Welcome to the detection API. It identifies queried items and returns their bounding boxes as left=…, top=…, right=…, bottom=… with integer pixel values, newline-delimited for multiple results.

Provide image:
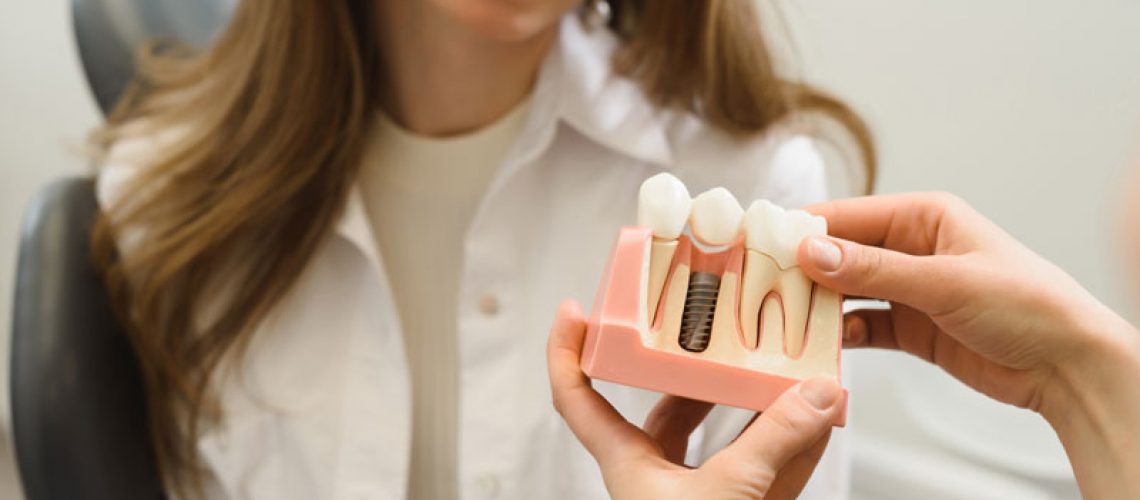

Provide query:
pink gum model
left=581, top=226, right=848, bottom=426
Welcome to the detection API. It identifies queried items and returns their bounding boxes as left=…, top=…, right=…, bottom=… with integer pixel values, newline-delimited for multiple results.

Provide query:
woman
left=550, top=192, right=1140, bottom=499
left=92, top=0, right=873, bottom=498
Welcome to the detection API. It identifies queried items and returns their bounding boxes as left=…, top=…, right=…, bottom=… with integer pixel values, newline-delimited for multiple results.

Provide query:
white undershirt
left=358, top=99, right=531, bottom=500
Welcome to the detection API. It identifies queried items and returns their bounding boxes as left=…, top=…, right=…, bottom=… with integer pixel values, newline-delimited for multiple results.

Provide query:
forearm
left=1042, top=312, right=1140, bottom=499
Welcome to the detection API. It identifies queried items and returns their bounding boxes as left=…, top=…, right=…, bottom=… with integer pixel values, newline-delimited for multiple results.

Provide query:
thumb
left=797, top=235, right=957, bottom=313
left=703, top=378, right=842, bottom=484
left=546, top=300, right=659, bottom=468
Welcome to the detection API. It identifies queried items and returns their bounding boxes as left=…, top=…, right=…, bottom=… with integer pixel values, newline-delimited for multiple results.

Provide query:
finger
left=734, top=412, right=760, bottom=442
left=643, top=396, right=715, bottom=465
left=704, top=377, right=842, bottom=480
left=843, top=306, right=935, bottom=351
left=842, top=314, right=875, bottom=348
left=546, top=300, right=659, bottom=467
left=763, top=433, right=831, bottom=500
left=843, top=310, right=905, bottom=349
left=797, top=235, right=966, bottom=314
left=847, top=307, right=971, bottom=374
left=800, top=192, right=962, bottom=254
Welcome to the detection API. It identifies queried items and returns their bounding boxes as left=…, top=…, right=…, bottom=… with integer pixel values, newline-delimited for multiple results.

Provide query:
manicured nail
left=799, top=377, right=840, bottom=410
left=807, top=237, right=843, bottom=272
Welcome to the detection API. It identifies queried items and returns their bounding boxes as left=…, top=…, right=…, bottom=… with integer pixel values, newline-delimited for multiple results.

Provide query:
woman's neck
left=375, top=2, right=556, bottom=137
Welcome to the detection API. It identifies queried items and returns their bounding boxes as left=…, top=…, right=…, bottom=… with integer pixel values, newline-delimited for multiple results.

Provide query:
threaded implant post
left=678, top=272, right=721, bottom=352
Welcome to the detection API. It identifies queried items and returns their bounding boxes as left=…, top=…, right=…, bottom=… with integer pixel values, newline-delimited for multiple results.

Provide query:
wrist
left=1041, top=305, right=1139, bottom=424
left=1039, top=308, right=1140, bottom=497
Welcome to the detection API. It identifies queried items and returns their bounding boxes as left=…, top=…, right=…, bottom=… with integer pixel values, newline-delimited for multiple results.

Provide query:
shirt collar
left=544, top=14, right=675, bottom=167
left=336, top=185, right=383, bottom=267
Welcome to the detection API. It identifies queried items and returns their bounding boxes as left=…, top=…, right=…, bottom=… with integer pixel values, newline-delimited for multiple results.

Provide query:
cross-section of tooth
left=638, top=173, right=692, bottom=240
left=739, top=253, right=778, bottom=351
left=740, top=200, right=829, bottom=357
left=587, top=176, right=849, bottom=423
left=689, top=188, right=744, bottom=246
left=638, top=173, right=691, bottom=321
left=743, top=200, right=827, bottom=269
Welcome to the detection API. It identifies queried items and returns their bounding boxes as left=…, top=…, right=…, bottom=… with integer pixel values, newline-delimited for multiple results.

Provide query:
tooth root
left=776, top=269, right=814, bottom=358
left=655, top=265, right=690, bottom=351
left=757, top=293, right=786, bottom=356
left=740, top=250, right=780, bottom=350
left=741, top=251, right=821, bottom=359
left=804, top=286, right=842, bottom=360
left=704, top=271, right=740, bottom=358
left=647, top=240, right=677, bottom=325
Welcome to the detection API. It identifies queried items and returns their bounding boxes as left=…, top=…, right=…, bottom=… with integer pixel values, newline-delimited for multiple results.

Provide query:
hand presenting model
left=795, top=193, right=1140, bottom=499
left=548, top=300, right=844, bottom=500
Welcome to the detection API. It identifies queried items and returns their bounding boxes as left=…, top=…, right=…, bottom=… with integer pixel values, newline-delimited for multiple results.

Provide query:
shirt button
left=478, top=294, right=500, bottom=316
left=475, top=474, right=500, bottom=498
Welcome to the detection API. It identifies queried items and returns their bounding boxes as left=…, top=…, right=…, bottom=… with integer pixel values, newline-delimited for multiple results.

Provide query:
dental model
left=581, top=173, right=847, bottom=424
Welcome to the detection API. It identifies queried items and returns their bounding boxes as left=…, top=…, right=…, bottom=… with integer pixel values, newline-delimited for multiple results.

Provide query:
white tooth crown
left=638, top=173, right=693, bottom=239
left=689, top=188, right=744, bottom=245
left=743, top=200, right=827, bottom=269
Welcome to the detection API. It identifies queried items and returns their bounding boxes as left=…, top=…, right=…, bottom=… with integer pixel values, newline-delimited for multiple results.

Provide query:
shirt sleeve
left=755, top=135, right=830, bottom=209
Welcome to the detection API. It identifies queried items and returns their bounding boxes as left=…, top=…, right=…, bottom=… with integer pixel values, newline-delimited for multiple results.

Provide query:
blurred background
left=1, top=0, right=1138, bottom=498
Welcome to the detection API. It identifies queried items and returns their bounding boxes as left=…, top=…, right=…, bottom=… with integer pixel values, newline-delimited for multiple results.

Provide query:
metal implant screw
left=678, top=272, right=721, bottom=352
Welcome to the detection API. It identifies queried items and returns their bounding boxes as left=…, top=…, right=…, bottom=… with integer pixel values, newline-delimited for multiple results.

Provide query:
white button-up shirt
left=99, top=14, right=847, bottom=500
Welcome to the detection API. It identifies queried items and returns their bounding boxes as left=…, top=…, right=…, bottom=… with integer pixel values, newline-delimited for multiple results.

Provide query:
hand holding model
left=548, top=300, right=845, bottom=500
left=797, top=193, right=1140, bottom=498
left=549, top=191, right=1140, bottom=499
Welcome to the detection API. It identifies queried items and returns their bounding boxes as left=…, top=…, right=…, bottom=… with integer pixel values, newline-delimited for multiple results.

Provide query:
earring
left=583, top=0, right=612, bottom=30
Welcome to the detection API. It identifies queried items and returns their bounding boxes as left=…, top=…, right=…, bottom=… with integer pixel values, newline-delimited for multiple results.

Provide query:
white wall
left=1, top=0, right=1138, bottom=498
left=778, top=1, right=1140, bottom=498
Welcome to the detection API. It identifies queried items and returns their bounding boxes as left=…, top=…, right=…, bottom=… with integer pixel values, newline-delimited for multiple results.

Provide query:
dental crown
left=581, top=173, right=847, bottom=424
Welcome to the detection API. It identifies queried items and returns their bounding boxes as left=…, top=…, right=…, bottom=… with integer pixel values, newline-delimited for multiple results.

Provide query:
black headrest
left=10, top=179, right=164, bottom=499
left=72, top=0, right=232, bottom=114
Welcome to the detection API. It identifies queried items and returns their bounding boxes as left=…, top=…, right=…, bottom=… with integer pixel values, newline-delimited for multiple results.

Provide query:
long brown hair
left=92, top=0, right=874, bottom=493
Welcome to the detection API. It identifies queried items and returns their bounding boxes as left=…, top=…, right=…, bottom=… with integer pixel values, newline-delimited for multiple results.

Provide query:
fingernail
left=807, top=237, right=843, bottom=272
left=843, top=315, right=867, bottom=346
left=799, top=377, right=841, bottom=410
left=562, top=300, right=583, bottom=318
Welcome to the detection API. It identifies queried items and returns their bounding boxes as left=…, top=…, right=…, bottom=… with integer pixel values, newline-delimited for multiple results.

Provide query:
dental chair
left=9, top=1, right=229, bottom=498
